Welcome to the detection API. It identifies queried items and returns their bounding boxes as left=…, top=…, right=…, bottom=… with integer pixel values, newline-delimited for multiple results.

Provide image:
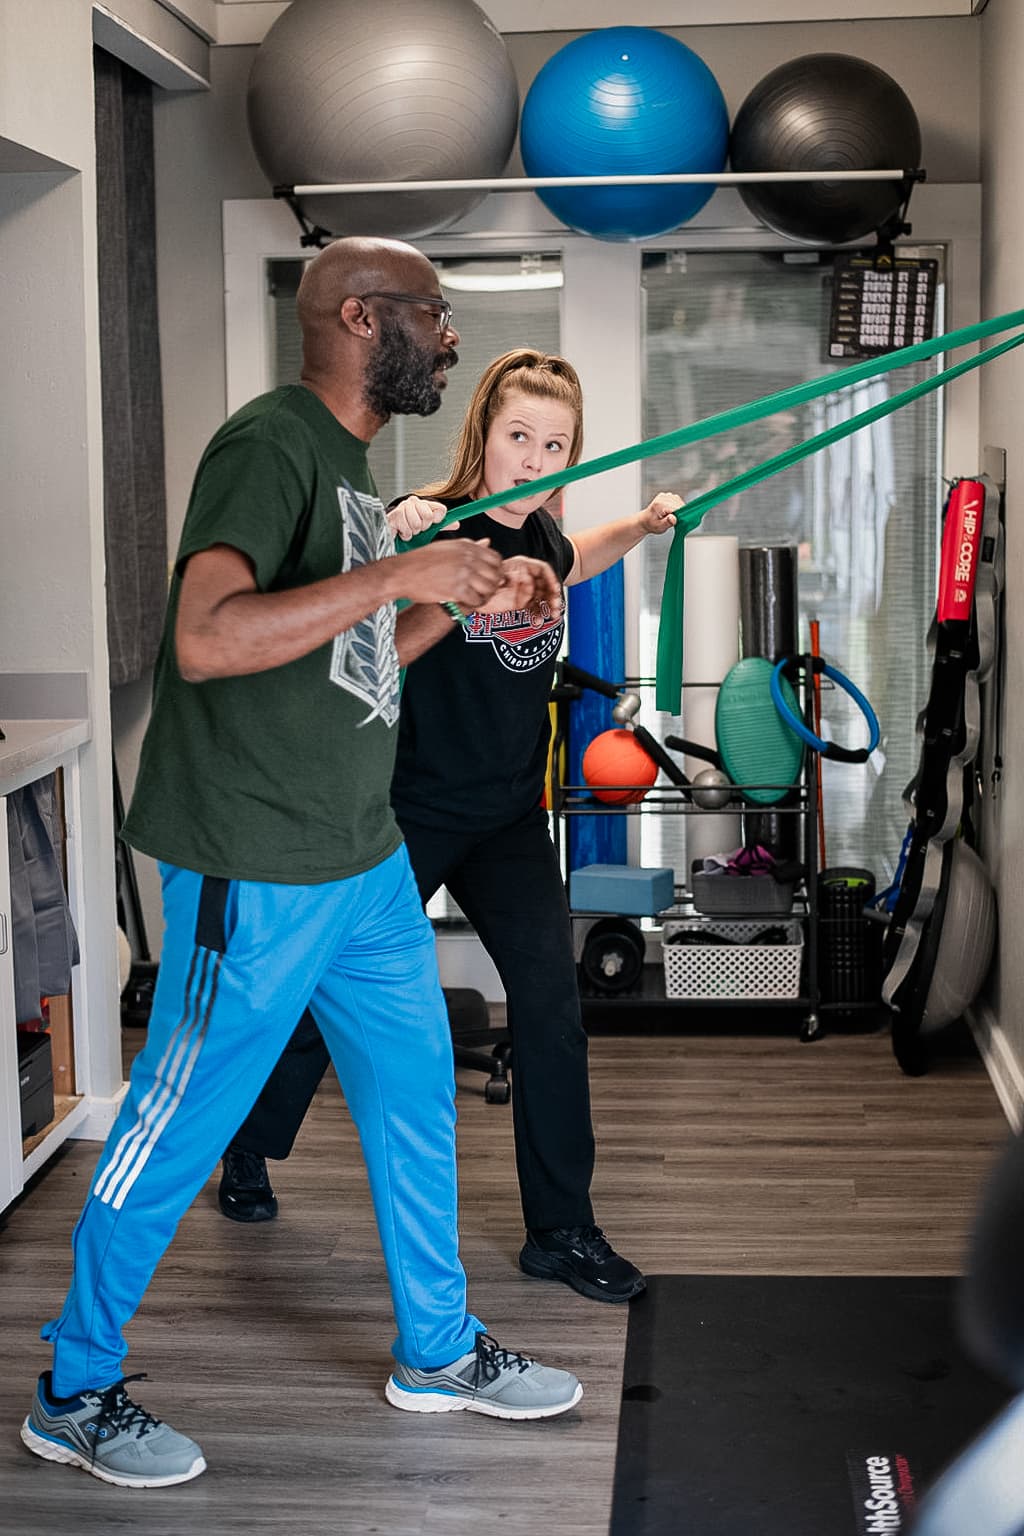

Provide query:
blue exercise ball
left=520, top=27, right=728, bottom=242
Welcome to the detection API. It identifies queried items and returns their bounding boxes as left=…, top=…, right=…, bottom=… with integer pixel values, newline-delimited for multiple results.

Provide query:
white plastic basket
left=662, top=917, right=804, bottom=1000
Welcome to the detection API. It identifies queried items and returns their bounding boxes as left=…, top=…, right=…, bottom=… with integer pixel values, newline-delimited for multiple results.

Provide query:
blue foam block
left=569, top=864, right=675, bottom=916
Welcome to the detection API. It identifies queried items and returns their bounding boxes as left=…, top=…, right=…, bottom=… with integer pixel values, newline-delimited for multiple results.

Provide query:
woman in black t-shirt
left=223, top=350, right=681, bottom=1305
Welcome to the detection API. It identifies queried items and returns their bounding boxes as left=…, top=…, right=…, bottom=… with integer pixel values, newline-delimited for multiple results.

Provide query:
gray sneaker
left=21, top=1372, right=206, bottom=1487
left=386, top=1333, right=583, bottom=1420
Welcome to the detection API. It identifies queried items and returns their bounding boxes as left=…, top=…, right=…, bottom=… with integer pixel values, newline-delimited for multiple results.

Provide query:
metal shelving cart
left=550, top=662, right=845, bottom=1044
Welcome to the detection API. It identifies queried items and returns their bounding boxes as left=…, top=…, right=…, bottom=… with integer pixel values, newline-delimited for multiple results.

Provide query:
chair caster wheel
left=800, top=1013, right=822, bottom=1043
left=484, top=1077, right=511, bottom=1105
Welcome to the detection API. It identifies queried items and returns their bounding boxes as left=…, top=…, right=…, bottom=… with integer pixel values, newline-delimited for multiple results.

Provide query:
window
left=637, top=247, right=945, bottom=883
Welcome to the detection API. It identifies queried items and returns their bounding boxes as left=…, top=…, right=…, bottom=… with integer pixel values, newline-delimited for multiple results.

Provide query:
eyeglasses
left=357, top=291, right=454, bottom=335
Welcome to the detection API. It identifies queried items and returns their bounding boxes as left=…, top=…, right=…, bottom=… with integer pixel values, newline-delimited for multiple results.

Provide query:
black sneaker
left=218, top=1148, right=278, bottom=1223
left=519, top=1225, right=646, bottom=1303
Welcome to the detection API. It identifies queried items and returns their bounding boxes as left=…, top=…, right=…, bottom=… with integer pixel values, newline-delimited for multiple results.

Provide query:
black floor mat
left=612, top=1274, right=1009, bottom=1535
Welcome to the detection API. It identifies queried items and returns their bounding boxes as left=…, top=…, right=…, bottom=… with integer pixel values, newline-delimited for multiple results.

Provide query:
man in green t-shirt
left=22, top=238, right=581, bottom=1490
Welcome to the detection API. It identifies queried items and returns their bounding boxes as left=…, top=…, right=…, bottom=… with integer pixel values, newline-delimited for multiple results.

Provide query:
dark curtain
left=94, top=47, right=168, bottom=688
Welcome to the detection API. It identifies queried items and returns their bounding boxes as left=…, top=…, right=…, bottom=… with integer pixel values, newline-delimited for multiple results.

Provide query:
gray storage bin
left=691, top=870, right=795, bottom=916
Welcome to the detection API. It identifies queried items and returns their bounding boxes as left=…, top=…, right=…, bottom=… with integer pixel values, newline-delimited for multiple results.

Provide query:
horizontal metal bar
left=285, top=168, right=919, bottom=197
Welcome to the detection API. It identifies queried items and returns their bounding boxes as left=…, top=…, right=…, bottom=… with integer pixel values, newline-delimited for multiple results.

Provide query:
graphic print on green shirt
left=123, top=386, right=404, bottom=884
left=329, top=484, right=400, bottom=727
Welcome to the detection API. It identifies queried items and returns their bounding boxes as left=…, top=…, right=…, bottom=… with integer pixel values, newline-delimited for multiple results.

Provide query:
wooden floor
left=0, top=1021, right=1011, bottom=1535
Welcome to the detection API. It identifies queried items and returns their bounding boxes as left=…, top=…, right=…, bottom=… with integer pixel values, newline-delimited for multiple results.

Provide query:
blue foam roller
left=568, top=568, right=626, bottom=870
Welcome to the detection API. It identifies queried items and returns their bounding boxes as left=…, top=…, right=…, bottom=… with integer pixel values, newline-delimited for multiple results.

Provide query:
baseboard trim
left=970, top=999, right=1024, bottom=1131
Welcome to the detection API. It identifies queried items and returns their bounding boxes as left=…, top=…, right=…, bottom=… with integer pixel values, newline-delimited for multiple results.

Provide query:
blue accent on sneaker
left=386, top=1333, right=583, bottom=1420
left=21, top=1372, right=206, bottom=1488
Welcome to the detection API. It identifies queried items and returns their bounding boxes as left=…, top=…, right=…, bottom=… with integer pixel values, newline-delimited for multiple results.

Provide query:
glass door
left=636, top=246, right=946, bottom=883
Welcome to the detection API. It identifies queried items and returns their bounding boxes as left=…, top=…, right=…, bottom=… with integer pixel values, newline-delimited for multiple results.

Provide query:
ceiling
left=167, top=0, right=988, bottom=48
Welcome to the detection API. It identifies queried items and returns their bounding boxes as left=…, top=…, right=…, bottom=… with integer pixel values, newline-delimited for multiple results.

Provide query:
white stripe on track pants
left=43, top=847, right=483, bottom=1396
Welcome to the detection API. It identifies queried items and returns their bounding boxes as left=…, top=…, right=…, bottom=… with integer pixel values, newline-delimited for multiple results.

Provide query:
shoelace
left=470, top=1333, right=533, bottom=1387
left=226, top=1150, right=270, bottom=1190
left=551, top=1225, right=616, bottom=1262
left=85, top=1373, right=161, bottom=1464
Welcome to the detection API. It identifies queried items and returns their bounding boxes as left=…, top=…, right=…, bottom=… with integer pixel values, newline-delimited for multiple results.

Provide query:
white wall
left=0, top=0, right=213, bottom=1085
left=0, top=0, right=122, bottom=1097
left=977, top=0, right=1024, bottom=1081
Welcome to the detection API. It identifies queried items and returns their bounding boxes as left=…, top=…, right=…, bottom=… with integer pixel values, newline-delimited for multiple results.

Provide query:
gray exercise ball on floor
left=920, top=838, right=997, bottom=1035
left=247, top=0, right=520, bottom=239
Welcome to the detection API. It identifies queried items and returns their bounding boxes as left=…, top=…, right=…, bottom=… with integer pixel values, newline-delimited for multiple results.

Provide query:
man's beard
left=363, top=312, right=457, bottom=418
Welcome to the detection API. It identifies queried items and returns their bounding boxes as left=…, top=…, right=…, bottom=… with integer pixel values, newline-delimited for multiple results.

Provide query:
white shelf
left=0, top=718, right=91, bottom=794
left=0, top=675, right=120, bottom=1211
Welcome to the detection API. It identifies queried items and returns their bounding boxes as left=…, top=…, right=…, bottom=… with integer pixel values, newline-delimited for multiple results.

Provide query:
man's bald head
left=296, top=237, right=439, bottom=355
left=295, top=236, right=457, bottom=436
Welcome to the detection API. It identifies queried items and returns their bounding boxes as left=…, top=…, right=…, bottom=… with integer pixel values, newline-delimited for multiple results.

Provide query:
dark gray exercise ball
left=730, top=53, right=922, bottom=245
left=247, top=0, right=520, bottom=239
left=920, top=839, right=997, bottom=1036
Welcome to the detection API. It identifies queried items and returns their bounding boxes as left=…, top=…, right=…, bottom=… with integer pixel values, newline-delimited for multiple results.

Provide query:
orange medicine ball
left=582, top=729, right=659, bottom=804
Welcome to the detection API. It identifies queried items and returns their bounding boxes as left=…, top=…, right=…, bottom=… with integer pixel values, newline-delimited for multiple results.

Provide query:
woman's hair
left=416, top=348, right=584, bottom=502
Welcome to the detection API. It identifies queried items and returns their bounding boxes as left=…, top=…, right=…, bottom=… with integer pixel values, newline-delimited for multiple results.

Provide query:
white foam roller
left=682, top=535, right=742, bottom=864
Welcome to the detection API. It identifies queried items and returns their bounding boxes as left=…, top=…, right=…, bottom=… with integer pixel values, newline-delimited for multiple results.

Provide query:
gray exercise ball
left=247, top=0, right=520, bottom=240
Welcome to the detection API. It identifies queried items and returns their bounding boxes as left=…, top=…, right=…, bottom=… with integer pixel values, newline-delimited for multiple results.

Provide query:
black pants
left=231, top=807, right=595, bottom=1231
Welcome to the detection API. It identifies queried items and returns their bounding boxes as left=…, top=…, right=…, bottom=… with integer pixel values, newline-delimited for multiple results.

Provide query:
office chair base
left=446, top=988, right=512, bottom=1104
left=453, top=1040, right=512, bottom=1103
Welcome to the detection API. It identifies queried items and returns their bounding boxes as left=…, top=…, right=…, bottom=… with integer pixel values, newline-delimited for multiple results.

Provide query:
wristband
left=440, top=600, right=470, bottom=627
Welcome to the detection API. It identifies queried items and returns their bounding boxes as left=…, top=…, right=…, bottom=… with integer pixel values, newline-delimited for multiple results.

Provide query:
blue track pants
left=44, top=848, right=483, bottom=1395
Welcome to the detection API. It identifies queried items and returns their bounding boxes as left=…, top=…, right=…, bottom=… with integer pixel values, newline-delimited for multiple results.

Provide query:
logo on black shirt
left=464, top=603, right=564, bottom=673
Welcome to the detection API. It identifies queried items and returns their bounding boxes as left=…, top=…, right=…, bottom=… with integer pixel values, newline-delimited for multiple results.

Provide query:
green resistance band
left=395, top=305, right=1024, bottom=709
left=655, top=323, right=1024, bottom=710
left=398, top=306, right=1024, bottom=544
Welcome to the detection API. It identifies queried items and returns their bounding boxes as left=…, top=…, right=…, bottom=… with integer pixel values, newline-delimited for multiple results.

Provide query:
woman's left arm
left=565, top=491, right=683, bottom=586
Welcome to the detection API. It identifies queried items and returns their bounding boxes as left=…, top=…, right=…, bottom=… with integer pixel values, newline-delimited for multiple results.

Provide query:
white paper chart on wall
left=827, top=252, right=939, bottom=361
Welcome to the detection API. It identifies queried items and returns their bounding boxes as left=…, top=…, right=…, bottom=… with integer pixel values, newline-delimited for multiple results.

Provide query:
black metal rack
left=550, top=663, right=880, bottom=1043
